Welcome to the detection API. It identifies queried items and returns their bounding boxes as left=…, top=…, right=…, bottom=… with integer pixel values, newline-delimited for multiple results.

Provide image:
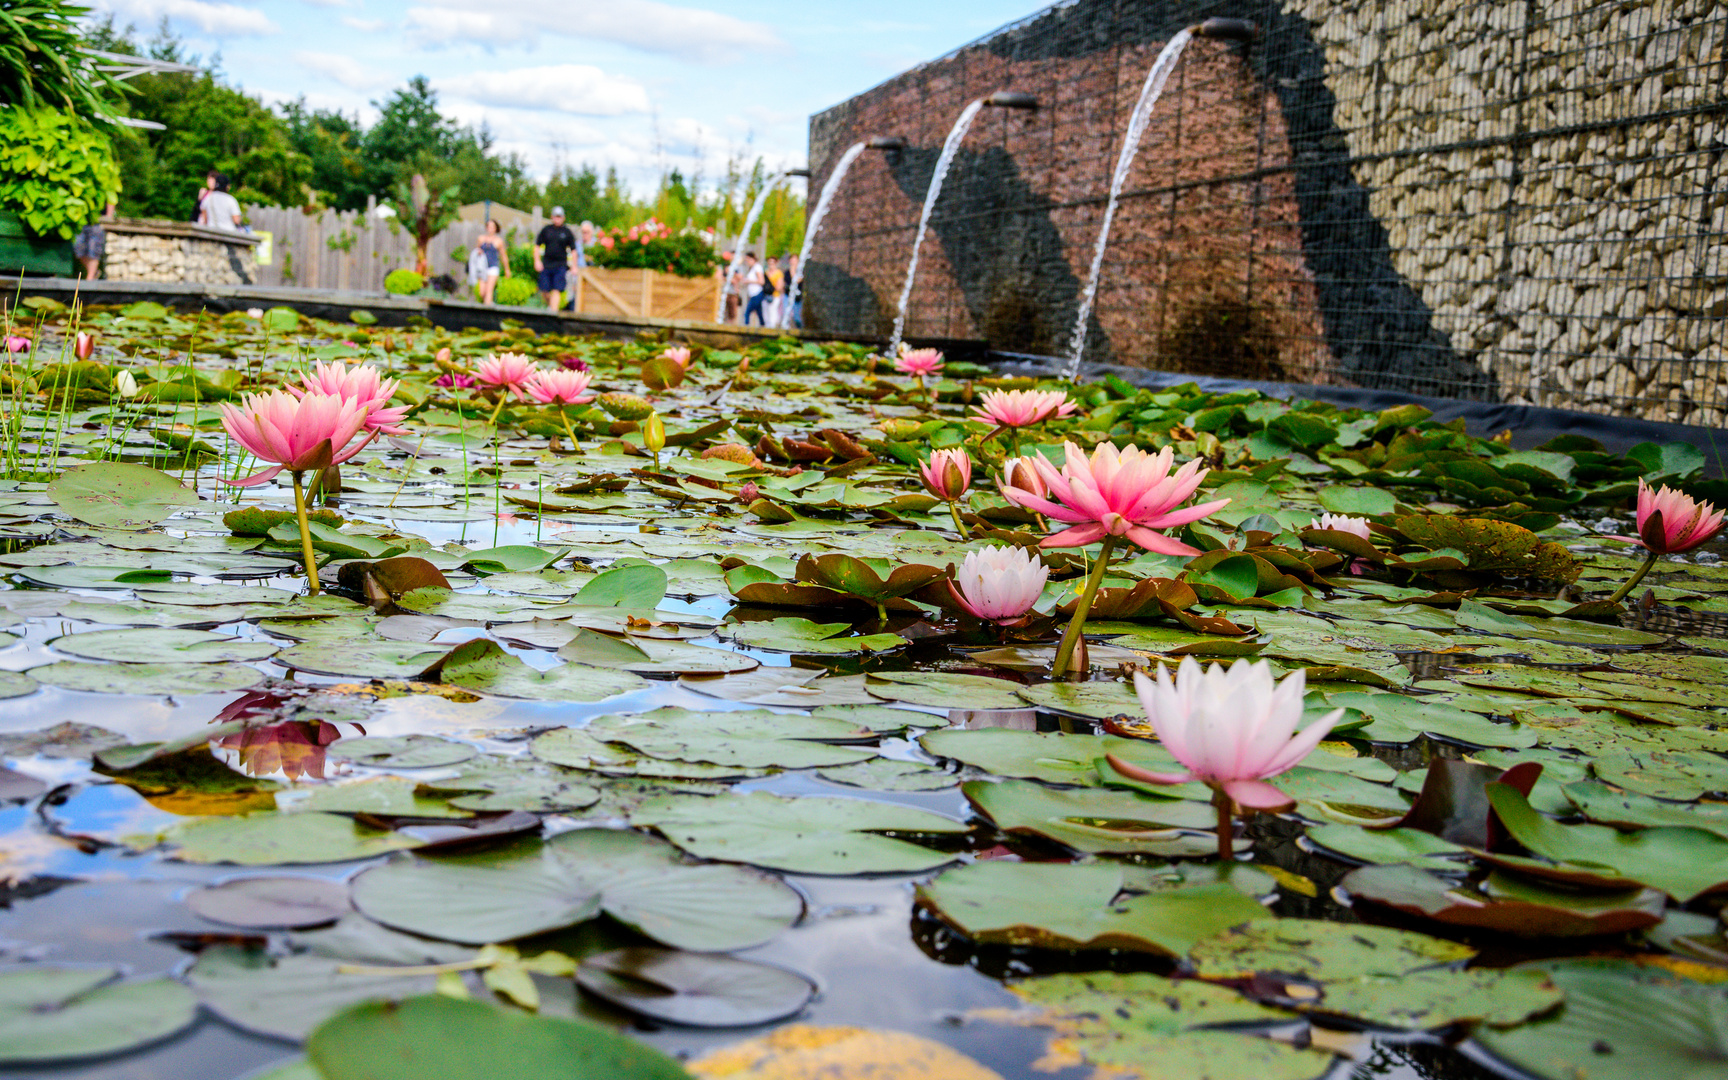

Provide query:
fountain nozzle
left=785, top=167, right=811, bottom=178
left=984, top=91, right=1039, bottom=110
left=1194, top=18, right=1256, bottom=41
left=866, top=136, right=907, bottom=150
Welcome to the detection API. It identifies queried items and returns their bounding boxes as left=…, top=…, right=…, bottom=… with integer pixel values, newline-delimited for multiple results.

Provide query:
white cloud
left=404, top=0, right=780, bottom=62
left=294, top=50, right=389, bottom=91
left=93, top=0, right=276, bottom=35
left=436, top=65, right=651, bottom=116
left=298, top=0, right=351, bottom=8
left=340, top=15, right=386, bottom=31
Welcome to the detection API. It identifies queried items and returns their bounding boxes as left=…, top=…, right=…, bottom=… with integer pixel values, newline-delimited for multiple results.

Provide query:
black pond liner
left=990, top=352, right=1728, bottom=478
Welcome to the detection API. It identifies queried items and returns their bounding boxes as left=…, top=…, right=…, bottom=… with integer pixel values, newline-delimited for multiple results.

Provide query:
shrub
left=383, top=268, right=424, bottom=295
left=495, top=276, right=536, bottom=306
left=588, top=218, right=722, bottom=278
left=0, top=107, right=120, bottom=238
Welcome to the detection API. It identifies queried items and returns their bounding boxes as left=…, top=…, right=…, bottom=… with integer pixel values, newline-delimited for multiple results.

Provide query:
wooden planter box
left=576, top=266, right=719, bottom=321
left=0, top=211, right=72, bottom=276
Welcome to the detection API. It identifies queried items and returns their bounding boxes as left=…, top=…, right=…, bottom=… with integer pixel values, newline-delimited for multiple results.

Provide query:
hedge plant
left=383, top=268, right=424, bottom=295
left=0, top=106, right=119, bottom=238
left=494, top=276, right=536, bottom=306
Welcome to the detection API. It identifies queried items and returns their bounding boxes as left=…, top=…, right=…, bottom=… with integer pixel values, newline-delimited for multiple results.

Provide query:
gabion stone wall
left=804, top=0, right=1727, bottom=424
left=105, top=220, right=259, bottom=286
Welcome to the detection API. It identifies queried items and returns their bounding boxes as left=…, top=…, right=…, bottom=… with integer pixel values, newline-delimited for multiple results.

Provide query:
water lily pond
left=1, top=296, right=1726, bottom=1080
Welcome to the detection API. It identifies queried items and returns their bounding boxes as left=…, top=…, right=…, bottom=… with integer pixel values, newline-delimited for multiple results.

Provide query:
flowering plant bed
left=0, top=296, right=1724, bottom=1080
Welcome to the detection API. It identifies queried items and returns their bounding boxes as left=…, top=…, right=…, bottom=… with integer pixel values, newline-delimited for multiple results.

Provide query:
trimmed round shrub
left=495, top=277, right=536, bottom=306
left=384, top=269, right=424, bottom=295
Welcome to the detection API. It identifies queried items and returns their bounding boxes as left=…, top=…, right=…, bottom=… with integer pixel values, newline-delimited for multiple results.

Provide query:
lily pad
left=581, top=708, right=876, bottom=770
left=45, top=463, right=199, bottom=529
left=186, top=876, right=352, bottom=928
left=864, top=671, right=1029, bottom=710
left=1342, top=864, right=1666, bottom=936
left=815, top=759, right=955, bottom=791
left=328, top=735, right=477, bottom=769
left=964, top=779, right=1223, bottom=856
left=0, top=966, right=198, bottom=1063
left=49, top=627, right=280, bottom=664
left=433, top=640, right=647, bottom=701
left=576, top=948, right=815, bottom=1027
left=166, top=811, right=422, bottom=865
left=556, top=630, right=759, bottom=674
left=28, top=660, right=264, bottom=695
left=350, top=828, right=801, bottom=951
left=631, top=791, right=967, bottom=874
left=721, top=617, right=905, bottom=654
left=917, top=860, right=1265, bottom=955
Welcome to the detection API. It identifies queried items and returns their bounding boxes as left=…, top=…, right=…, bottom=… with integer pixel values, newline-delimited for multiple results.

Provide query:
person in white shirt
left=199, top=173, right=242, bottom=231
left=743, top=252, right=767, bottom=325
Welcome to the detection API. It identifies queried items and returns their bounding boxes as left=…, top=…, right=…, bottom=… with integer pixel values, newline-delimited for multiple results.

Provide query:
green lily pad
left=28, top=660, right=264, bottom=695
left=166, top=811, right=423, bottom=865
left=45, top=463, right=199, bottom=529
left=964, top=779, right=1223, bottom=856
left=920, top=728, right=1189, bottom=789
left=631, top=791, right=967, bottom=874
left=555, top=629, right=759, bottom=674
left=49, top=627, right=280, bottom=664
left=1475, top=959, right=1728, bottom=1080
left=0, top=670, right=38, bottom=700
left=1305, top=823, right=1469, bottom=868
left=291, top=776, right=471, bottom=818
left=529, top=727, right=765, bottom=781
left=434, top=640, right=647, bottom=701
left=581, top=707, right=876, bottom=769
left=328, top=735, right=477, bottom=769
left=306, top=995, right=691, bottom=1080
left=1562, top=780, right=1728, bottom=840
left=1190, top=917, right=1474, bottom=981
left=277, top=640, right=451, bottom=679
left=574, top=562, right=667, bottom=610
left=917, top=860, right=1265, bottom=955
left=462, top=545, right=569, bottom=575
left=721, top=617, right=905, bottom=654
left=1326, top=691, right=1533, bottom=747
left=864, top=671, right=1030, bottom=709
left=1484, top=783, right=1728, bottom=902
left=1591, top=747, right=1728, bottom=801
left=816, top=758, right=956, bottom=791
left=1454, top=599, right=1666, bottom=646
left=0, top=967, right=198, bottom=1063
left=350, top=828, right=800, bottom=950
left=575, top=948, right=815, bottom=1028
left=1014, top=680, right=1142, bottom=720
left=1343, top=863, right=1666, bottom=937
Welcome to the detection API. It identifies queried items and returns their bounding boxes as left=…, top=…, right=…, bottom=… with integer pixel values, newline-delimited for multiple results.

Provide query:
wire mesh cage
left=804, top=0, right=1727, bottom=426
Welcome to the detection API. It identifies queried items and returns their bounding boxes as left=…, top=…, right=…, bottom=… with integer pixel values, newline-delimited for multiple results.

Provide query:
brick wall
left=805, top=0, right=1727, bottom=422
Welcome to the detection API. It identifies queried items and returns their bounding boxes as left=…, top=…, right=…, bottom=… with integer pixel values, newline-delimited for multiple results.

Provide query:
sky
left=84, top=0, right=1042, bottom=195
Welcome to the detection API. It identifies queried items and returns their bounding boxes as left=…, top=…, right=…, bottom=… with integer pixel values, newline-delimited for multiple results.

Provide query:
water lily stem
left=486, top=393, right=507, bottom=429
left=289, top=470, right=321, bottom=597
left=558, top=408, right=579, bottom=450
left=1214, top=789, right=1234, bottom=862
left=948, top=499, right=971, bottom=539
left=1607, top=549, right=1659, bottom=605
left=1052, top=534, right=1115, bottom=679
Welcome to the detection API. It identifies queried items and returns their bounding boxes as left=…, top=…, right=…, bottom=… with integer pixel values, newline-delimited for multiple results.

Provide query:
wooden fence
left=243, top=201, right=550, bottom=292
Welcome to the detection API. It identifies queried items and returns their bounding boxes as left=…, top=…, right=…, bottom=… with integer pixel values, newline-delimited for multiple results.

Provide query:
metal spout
left=984, top=91, right=1039, bottom=109
left=1194, top=17, right=1255, bottom=41
left=866, top=136, right=907, bottom=150
left=785, top=167, right=811, bottom=178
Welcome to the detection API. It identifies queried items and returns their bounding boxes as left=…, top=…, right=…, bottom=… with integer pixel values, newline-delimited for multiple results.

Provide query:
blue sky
left=85, top=0, right=1040, bottom=193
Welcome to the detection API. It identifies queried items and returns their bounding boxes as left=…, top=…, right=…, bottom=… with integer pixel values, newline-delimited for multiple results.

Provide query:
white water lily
left=948, top=545, right=1050, bottom=624
left=114, top=370, right=138, bottom=398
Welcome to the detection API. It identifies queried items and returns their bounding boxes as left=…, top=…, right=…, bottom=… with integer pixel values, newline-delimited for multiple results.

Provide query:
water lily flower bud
left=114, top=370, right=138, bottom=398
left=74, top=331, right=95, bottom=360
left=1000, top=456, right=1048, bottom=501
left=643, top=413, right=666, bottom=454
left=919, top=447, right=971, bottom=502
left=435, top=347, right=452, bottom=365
left=738, top=480, right=760, bottom=503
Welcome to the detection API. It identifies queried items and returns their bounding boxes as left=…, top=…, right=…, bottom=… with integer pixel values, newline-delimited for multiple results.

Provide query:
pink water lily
left=972, top=388, right=1075, bottom=428
left=219, top=389, right=376, bottom=597
left=1000, top=456, right=1048, bottom=501
left=1002, top=441, right=1228, bottom=555
left=948, top=545, right=1048, bottom=624
left=476, top=352, right=538, bottom=400
left=433, top=371, right=476, bottom=390
left=220, top=389, right=374, bottom=487
left=894, top=348, right=943, bottom=377
left=1106, top=658, right=1343, bottom=859
left=4, top=336, right=29, bottom=353
left=527, top=367, right=595, bottom=406
left=919, top=447, right=971, bottom=501
left=74, top=332, right=95, bottom=359
left=1607, top=480, right=1726, bottom=604
left=661, top=346, right=691, bottom=369
left=1636, top=479, right=1723, bottom=555
left=1310, top=513, right=1372, bottom=541
left=291, top=361, right=407, bottom=434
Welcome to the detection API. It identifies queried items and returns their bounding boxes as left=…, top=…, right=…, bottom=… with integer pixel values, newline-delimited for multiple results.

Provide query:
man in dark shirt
left=534, top=207, right=578, bottom=310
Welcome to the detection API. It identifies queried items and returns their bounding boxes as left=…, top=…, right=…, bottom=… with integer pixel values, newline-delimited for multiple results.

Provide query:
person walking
left=74, top=201, right=114, bottom=281
left=199, top=173, right=242, bottom=231
left=720, top=250, right=740, bottom=323
left=191, top=170, right=216, bottom=223
left=475, top=218, right=509, bottom=305
left=534, top=207, right=577, bottom=310
left=784, top=253, right=803, bottom=328
left=742, top=252, right=767, bottom=326
left=765, top=255, right=785, bottom=327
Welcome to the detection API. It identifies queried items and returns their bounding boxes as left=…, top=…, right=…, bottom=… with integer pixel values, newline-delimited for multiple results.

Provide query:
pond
left=0, top=296, right=1724, bottom=1080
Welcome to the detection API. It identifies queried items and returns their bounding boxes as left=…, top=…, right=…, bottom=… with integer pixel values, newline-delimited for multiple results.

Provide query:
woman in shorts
left=475, top=219, right=509, bottom=304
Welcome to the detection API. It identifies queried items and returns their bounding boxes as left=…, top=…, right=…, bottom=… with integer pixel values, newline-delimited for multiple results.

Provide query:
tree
left=395, top=170, right=459, bottom=276
left=88, top=18, right=310, bottom=218
left=280, top=99, right=368, bottom=210
left=0, top=0, right=122, bottom=118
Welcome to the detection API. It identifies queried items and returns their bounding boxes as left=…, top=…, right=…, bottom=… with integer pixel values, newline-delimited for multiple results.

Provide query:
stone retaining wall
left=103, top=219, right=259, bottom=287
left=807, top=0, right=1727, bottom=423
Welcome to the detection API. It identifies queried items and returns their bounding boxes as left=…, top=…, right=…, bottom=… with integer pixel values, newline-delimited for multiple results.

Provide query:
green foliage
left=0, top=107, right=119, bottom=238
left=0, top=0, right=124, bottom=117
left=493, top=276, right=536, bottom=306
left=383, top=268, right=423, bottom=295
left=222, top=506, right=343, bottom=537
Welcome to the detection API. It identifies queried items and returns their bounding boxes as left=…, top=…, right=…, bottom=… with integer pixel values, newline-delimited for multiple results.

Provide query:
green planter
left=0, top=211, right=73, bottom=276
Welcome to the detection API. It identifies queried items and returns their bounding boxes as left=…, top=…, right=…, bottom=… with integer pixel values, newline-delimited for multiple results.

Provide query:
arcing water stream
left=789, top=141, right=867, bottom=324
left=886, top=99, right=985, bottom=356
left=1062, top=27, right=1195, bottom=379
left=719, top=168, right=796, bottom=322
